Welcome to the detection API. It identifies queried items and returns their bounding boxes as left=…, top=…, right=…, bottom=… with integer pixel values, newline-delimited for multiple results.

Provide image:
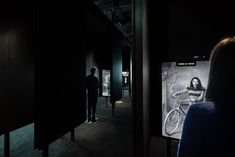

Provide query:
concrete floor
left=0, top=95, right=133, bottom=157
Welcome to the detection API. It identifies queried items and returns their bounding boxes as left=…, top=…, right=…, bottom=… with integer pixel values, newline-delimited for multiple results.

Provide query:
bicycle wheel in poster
left=164, top=109, right=180, bottom=136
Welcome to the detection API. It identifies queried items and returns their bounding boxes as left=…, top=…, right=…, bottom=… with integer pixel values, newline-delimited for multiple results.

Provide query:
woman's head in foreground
left=206, top=36, right=235, bottom=106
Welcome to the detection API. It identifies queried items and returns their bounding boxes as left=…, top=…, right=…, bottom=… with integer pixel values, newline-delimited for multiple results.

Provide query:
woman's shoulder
left=184, top=102, right=217, bottom=137
left=188, top=102, right=216, bottom=115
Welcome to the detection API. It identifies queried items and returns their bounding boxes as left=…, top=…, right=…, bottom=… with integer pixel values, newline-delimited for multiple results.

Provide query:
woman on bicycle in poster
left=173, top=77, right=206, bottom=103
left=163, top=77, right=206, bottom=136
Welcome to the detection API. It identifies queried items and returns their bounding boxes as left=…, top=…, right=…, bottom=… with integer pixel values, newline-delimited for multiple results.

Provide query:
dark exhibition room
left=0, top=0, right=235, bottom=157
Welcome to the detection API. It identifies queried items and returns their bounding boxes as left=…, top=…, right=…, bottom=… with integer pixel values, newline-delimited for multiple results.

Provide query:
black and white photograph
left=102, top=70, right=111, bottom=96
left=122, top=71, right=129, bottom=86
left=162, top=61, right=210, bottom=139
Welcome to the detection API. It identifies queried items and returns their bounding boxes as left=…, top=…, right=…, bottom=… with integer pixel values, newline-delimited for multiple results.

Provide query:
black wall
left=0, top=0, right=35, bottom=135
left=168, top=0, right=235, bottom=60
left=122, top=46, right=131, bottom=72
left=35, top=1, right=86, bottom=149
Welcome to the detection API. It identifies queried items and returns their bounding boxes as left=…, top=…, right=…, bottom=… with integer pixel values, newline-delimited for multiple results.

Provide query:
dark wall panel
left=8, top=14, right=35, bottom=132
left=111, top=31, right=123, bottom=104
left=0, top=0, right=35, bottom=135
left=35, top=1, right=86, bottom=149
left=0, top=27, right=9, bottom=135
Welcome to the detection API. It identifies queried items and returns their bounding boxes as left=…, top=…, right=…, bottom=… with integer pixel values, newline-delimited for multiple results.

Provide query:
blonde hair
left=205, top=36, right=235, bottom=105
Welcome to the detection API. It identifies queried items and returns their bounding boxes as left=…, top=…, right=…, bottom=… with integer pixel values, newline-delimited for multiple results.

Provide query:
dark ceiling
left=93, top=0, right=132, bottom=42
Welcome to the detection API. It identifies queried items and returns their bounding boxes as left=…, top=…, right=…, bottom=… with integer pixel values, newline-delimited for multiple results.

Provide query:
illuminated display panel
left=102, top=70, right=111, bottom=96
left=162, top=61, right=210, bottom=139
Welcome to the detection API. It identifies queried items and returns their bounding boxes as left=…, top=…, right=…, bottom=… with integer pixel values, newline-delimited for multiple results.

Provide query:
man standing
left=86, top=67, right=99, bottom=123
